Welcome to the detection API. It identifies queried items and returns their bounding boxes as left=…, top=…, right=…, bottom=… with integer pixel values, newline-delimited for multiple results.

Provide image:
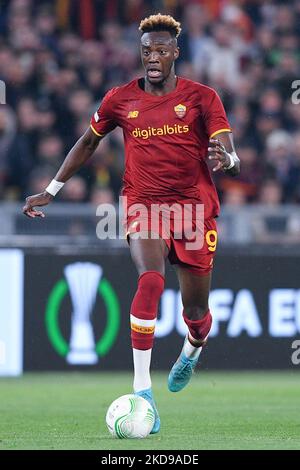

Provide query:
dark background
left=24, top=249, right=300, bottom=370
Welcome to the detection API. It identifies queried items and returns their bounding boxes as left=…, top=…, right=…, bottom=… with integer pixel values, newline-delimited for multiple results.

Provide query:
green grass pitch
left=0, top=371, right=299, bottom=450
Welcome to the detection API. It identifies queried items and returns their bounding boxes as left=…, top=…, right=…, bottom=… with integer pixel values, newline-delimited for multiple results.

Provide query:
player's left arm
left=208, top=132, right=240, bottom=176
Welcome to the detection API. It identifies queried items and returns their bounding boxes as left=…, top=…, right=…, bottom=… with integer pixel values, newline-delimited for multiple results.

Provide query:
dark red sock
left=130, top=271, right=164, bottom=350
left=183, top=310, right=212, bottom=344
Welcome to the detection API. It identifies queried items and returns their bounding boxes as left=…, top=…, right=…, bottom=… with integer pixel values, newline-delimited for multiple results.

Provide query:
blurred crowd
left=0, top=0, right=300, bottom=208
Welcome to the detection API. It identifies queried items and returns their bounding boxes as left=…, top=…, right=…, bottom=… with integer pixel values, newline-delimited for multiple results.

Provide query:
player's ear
left=174, top=47, right=179, bottom=61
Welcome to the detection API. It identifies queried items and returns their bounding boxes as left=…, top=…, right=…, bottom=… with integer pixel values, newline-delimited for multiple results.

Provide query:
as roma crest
left=174, top=104, right=186, bottom=118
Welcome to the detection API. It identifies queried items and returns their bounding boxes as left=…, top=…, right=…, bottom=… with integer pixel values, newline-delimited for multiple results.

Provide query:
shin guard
left=130, top=271, right=164, bottom=350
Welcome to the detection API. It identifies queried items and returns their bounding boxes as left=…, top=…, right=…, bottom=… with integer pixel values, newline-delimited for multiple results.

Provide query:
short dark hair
left=139, top=13, right=181, bottom=38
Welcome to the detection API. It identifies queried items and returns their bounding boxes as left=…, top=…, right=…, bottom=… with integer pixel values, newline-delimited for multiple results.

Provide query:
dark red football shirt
left=90, top=77, right=231, bottom=219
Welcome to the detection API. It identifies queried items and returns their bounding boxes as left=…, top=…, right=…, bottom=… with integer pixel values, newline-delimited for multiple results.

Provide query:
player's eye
left=143, top=50, right=150, bottom=56
left=160, top=50, right=167, bottom=54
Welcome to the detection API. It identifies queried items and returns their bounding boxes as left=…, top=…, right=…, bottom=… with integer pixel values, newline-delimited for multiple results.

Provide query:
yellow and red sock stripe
left=130, top=314, right=156, bottom=335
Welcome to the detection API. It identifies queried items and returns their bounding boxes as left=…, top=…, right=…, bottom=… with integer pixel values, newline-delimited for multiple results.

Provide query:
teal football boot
left=168, top=337, right=202, bottom=392
left=135, top=388, right=160, bottom=434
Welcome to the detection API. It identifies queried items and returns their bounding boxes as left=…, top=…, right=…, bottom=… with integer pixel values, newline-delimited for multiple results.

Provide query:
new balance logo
left=127, top=110, right=139, bottom=118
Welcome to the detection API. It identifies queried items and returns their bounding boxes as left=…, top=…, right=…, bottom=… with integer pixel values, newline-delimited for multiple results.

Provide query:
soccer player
left=23, top=14, right=240, bottom=434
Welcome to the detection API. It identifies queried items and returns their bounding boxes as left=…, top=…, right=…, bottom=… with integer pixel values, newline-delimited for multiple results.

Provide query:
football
left=105, top=394, right=155, bottom=439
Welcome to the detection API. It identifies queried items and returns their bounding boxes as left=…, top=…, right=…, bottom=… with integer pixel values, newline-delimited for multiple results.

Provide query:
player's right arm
left=23, top=127, right=102, bottom=218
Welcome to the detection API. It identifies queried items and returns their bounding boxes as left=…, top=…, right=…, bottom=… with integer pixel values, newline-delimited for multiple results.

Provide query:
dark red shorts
left=126, top=211, right=218, bottom=277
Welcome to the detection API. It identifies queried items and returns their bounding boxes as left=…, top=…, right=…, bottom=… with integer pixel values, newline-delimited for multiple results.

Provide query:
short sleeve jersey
left=90, top=77, right=231, bottom=219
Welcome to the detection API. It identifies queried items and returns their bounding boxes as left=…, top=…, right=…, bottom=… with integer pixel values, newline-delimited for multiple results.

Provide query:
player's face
left=140, top=31, right=179, bottom=85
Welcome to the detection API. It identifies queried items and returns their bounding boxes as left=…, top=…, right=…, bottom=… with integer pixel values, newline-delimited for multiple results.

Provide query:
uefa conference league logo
left=45, top=262, right=120, bottom=365
left=65, top=263, right=101, bottom=364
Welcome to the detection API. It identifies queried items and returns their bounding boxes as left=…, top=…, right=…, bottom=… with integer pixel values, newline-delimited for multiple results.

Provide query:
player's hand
left=208, top=139, right=231, bottom=172
left=23, top=191, right=53, bottom=218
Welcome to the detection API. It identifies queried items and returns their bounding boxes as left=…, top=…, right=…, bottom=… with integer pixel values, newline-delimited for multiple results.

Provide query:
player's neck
left=144, top=73, right=178, bottom=96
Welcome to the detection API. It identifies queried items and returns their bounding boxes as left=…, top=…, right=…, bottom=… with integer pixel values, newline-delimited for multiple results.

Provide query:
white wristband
left=45, top=179, right=65, bottom=197
left=223, top=151, right=238, bottom=170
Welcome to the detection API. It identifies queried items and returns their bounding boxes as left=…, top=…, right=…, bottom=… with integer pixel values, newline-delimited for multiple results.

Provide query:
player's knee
left=131, top=271, right=165, bottom=318
left=184, top=305, right=208, bottom=320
